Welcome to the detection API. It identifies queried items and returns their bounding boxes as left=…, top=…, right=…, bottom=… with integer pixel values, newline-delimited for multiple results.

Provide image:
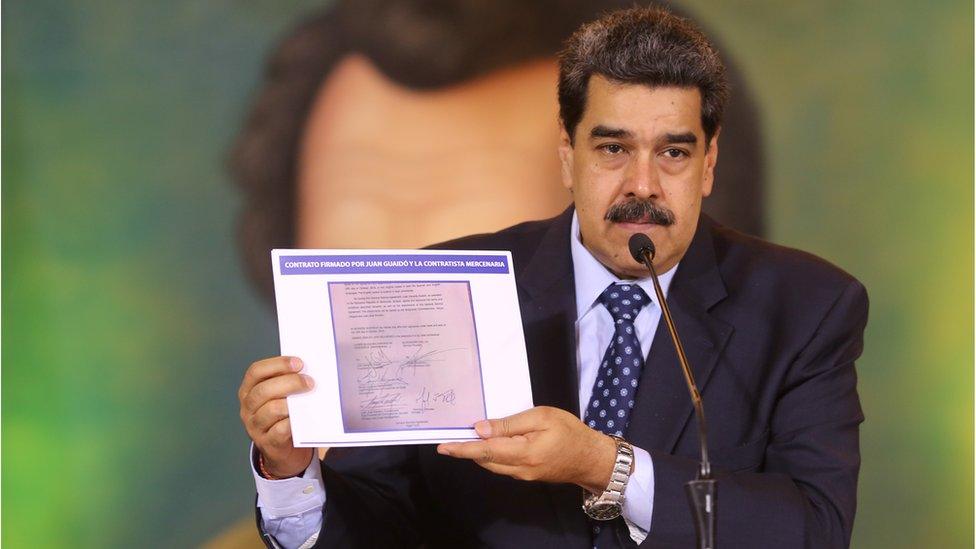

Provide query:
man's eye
left=663, top=148, right=687, bottom=159
left=601, top=144, right=625, bottom=154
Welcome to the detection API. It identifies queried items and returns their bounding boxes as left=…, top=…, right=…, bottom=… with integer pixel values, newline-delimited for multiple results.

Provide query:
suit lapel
left=518, top=207, right=580, bottom=416
left=516, top=208, right=589, bottom=547
left=626, top=217, right=734, bottom=456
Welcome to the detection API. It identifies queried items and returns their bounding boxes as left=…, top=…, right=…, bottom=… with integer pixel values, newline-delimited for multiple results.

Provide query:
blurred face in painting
left=295, top=55, right=568, bottom=248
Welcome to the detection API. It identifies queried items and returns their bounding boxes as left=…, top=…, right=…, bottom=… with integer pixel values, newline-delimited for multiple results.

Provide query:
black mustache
left=604, top=200, right=676, bottom=226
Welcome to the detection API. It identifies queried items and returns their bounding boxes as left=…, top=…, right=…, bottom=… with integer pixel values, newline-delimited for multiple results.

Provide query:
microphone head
left=628, top=233, right=656, bottom=263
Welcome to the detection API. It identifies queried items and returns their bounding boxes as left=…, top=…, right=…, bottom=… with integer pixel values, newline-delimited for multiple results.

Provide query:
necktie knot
left=598, top=283, right=650, bottom=323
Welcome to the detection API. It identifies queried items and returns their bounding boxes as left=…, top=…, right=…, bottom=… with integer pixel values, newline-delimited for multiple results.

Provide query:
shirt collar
left=570, top=210, right=679, bottom=320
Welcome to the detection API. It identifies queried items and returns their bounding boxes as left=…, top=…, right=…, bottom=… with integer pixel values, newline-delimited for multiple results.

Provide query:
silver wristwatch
left=582, top=435, right=635, bottom=520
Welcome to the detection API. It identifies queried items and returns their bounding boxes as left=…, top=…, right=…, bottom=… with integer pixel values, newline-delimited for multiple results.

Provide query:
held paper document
left=329, top=280, right=485, bottom=432
left=272, top=250, right=534, bottom=446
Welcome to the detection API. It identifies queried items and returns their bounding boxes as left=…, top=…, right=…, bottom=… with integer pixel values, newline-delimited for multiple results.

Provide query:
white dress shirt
left=252, top=211, right=677, bottom=548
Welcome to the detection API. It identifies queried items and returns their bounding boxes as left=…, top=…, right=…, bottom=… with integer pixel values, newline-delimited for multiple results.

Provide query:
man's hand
left=239, top=356, right=315, bottom=478
left=436, top=406, right=618, bottom=494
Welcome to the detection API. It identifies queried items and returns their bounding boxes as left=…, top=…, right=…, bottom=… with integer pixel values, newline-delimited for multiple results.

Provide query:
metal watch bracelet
left=582, top=435, right=635, bottom=521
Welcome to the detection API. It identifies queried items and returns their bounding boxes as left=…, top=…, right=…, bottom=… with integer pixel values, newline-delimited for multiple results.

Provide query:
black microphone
left=628, top=233, right=716, bottom=549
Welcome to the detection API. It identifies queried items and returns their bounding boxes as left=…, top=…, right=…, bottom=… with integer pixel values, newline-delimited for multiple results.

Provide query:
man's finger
left=438, top=445, right=538, bottom=482
left=239, top=356, right=303, bottom=401
left=265, top=417, right=295, bottom=448
left=251, top=398, right=290, bottom=433
left=437, top=436, right=529, bottom=465
left=473, top=461, right=524, bottom=480
left=438, top=441, right=497, bottom=463
left=243, top=373, right=313, bottom=413
left=474, top=407, right=553, bottom=438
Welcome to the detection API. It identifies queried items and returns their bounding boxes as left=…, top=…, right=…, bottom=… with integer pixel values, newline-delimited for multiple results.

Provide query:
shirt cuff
left=622, top=445, right=654, bottom=543
left=251, top=443, right=326, bottom=518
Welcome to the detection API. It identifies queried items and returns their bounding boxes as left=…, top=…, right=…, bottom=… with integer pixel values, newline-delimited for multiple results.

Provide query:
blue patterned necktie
left=584, top=282, right=651, bottom=437
left=585, top=282, right=651, bottom=547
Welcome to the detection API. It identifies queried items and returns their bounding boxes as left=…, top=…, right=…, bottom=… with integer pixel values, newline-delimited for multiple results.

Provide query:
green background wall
left=3, top=1, right=972, bottom=547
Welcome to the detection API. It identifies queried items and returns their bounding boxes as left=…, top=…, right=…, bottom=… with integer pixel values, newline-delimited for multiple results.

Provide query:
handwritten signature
left=434, top=389, right=456, bottom=405
left=361, top=391, right=403, bottom=410
left=357, top=344, right=463, bottom=385
left=415, top=386, right=457, bottom=410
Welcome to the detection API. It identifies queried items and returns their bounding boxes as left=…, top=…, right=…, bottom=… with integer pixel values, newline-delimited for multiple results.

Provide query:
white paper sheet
left=271, top=249, right=534, bottom=447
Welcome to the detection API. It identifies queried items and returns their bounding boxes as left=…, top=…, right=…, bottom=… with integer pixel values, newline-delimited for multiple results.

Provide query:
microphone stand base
left=685, top=478, right=717, bottom=549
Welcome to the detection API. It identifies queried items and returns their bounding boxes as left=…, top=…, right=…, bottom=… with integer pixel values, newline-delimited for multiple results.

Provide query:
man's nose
left=622, top=152, right=663, bottom=199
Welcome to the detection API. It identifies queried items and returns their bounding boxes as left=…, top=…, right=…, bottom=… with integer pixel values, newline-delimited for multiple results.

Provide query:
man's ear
left=702, top=128, right=720, bottom=198
left=558, top=125, right=575, bottom=192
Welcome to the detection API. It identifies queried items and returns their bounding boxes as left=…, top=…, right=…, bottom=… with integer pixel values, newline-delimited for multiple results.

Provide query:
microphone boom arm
left=629, top=232, right=716, bottom=549
left=638, top=250, right=712, bottom=480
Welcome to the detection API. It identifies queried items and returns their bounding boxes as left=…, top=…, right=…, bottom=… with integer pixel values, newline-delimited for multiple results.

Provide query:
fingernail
left=290, top=357, right=303, bottom=371
left=301, top=374, right=314, bottom=389
left=437, top=445, right=451, bottom=456
left=474, top=421, right=492, bottom=438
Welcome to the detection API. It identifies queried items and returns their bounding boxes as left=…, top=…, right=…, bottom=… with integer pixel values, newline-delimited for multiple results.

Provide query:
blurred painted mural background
left=2, top=1, right=972, bottom=547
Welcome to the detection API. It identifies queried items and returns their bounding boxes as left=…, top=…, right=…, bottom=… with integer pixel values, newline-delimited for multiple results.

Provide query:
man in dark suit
left=237, top=6, right=866, bottom=548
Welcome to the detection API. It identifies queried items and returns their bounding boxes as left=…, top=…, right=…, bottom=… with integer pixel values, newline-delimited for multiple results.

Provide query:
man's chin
left=605, top=222, right=678, bottom=275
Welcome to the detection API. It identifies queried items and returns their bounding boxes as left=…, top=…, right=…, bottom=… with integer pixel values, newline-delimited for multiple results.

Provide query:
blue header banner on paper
left=280, top=254, right=510, bottom=275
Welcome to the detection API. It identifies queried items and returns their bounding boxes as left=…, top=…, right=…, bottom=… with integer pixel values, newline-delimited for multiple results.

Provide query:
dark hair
left=558, top=6, right=729, bottom=145
left=229, top=1, right=763, bottom=302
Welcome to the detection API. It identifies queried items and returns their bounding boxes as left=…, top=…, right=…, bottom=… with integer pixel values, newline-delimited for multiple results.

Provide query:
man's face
left=558, top=75, right=718, bottom=279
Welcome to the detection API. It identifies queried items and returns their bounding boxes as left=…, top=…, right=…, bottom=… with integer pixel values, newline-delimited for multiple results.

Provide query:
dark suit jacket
left=259, top=207, right=867, bottom=548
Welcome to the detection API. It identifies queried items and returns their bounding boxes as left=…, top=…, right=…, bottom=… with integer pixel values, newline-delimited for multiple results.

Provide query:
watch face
left=583, top=500, right=622, bottom=521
